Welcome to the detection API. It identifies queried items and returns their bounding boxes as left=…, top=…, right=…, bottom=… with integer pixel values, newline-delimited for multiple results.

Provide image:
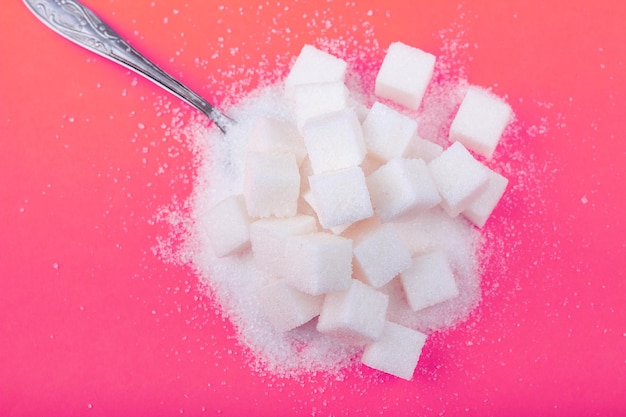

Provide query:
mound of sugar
left=186, top=42, right=511, bottom=379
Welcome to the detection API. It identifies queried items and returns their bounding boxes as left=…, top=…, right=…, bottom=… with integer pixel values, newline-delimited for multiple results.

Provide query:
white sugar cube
left=404, top=136, right=443, bottom=163
left=362, top=321, right=427, bottom=380
left=243, top=152, right=300, bottom=218
left=353, top=223, right=412, bottom=288
left=400, top=251, right=459, bottom=312
left=317, top=280, right=389, bottom=345
left=203, top=195, right=251, bottom=257
left=449, top=86, right=513, bottom=159
left=259, top=279, right=324, bottom=333
left=250, top=215, right=318, bottom=276
left=362, top=101, right=418, bottom=162
left=308, top=167, right=373, bottom=229
left=367, top=158, right=441, bottom=222
left=285, top=45, right=347, bottom=95
left=247, top=116, right=307, bottom=166
left=463, top=169, right=509, bottom=228
left=428, top=142, right=490, bottom=217
left=375, top=42, right=436, bottom=110
left=295, top=81, right=349, bottom=132
left=283, top=232, right=353, bottom=295
left=302, top=108, right=366, bottom=174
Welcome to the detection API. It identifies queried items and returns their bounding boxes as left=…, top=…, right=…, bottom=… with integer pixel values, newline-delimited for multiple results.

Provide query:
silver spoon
left=23, top=0, right=233, bottom=133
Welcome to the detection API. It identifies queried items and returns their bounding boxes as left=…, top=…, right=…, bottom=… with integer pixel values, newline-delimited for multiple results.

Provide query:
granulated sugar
left=170, top=39, right=504, bottom=377
left=140, top=2, right=549, bottom=382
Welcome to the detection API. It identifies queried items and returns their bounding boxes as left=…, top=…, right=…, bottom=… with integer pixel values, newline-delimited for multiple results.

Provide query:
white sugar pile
left=173, top=40, right=514, bottom=379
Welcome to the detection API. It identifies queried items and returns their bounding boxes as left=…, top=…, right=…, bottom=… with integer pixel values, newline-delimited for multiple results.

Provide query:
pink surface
left=1, top=1, right=625, bottom=416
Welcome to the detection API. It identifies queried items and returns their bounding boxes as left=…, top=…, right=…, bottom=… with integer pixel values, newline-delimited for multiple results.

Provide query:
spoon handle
left=23, top=0, right=233, bottom=133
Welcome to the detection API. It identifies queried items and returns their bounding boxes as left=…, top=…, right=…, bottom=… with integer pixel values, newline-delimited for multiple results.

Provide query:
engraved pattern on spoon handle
left=23, top=0, right=232, bottom=132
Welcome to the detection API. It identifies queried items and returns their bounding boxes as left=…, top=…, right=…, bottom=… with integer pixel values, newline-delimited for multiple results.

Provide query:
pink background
left=1, top=1, right=625, bottom=416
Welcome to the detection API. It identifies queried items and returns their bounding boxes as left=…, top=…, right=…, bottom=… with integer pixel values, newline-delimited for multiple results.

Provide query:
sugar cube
left=259, top=279, right=324, bottom=332
left=367, top=158, right=441, bottom=222
left=449, top=86, right=513, bottom=160
left=243, top=152, right=300, bottom=218
left=428, top=142, right=490, bottom=217
left=361, top=321, right=427, bottom=380
left=294, top=81, right=349, bottom=132
left=203, top=195, right=251, bottom=257
left=283, top=232, right=353, bottom=295
left=301, top=108, right=366, bottom=174
left=317, top=280, right=389, bottom=345
left=375, top=42, right=436, bottom=110
left=353, top=223, right=412, bottom=288
left=400, top=251, right=459, bottom=312
left=250, top=215, right=318, bottom=276
left=247, top=116, right=307, bottom=166
left=362, top=101, right=418, bottom=162
left=308, top=167, right=373, bottom=229
left=463, top=169, right=509, bottom=228
left=285, top=45, right=348, bottom=95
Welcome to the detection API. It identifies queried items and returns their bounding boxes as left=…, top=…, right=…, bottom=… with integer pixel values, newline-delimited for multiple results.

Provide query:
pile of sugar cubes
left=203, top=42, right=512, bottom=380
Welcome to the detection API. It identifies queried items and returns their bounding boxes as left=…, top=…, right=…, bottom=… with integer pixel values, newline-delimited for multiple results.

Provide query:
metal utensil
left=23, top=0, right=233, bottom=133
